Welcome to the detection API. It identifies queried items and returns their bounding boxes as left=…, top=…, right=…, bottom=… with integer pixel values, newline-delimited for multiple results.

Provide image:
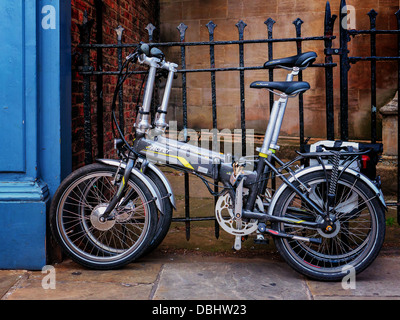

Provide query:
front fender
left=267, top=165, right=386, bottom=216
left=146, top=162, right=176, bottom=210
left=134, top=158, right=176, bottom=209
left=96, top=159, right=165, bottom=213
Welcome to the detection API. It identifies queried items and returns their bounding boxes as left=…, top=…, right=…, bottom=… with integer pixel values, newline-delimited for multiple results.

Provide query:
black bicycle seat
left=264, top=52, right=317, bottom=69
left=250, top=81, right=310, bottom=95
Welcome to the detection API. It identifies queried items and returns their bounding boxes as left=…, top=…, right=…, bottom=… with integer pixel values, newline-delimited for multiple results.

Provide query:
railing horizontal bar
left=387, top=202, right=400, bottom=206
left=172, top=217, right=215, bottom=222
left=348, top=29, right=400, bottom=35
left=78, top=36, right=335, bottom=49
left=78, top=63, right=337, bottom=76
left=350, top=56, right=400, bottom=62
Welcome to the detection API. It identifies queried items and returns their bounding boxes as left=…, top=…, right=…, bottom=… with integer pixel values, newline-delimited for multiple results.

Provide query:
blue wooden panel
left=0, top=0, right=71, bottom=269
left=38, top=0, right=72, bottom=196
left=0, top=1, right=26, bottom=172
left=0, top=201, right=47, bottom=270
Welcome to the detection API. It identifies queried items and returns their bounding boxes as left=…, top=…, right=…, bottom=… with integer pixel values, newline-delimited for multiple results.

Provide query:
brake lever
left=126, top=51, right=138, bottom=62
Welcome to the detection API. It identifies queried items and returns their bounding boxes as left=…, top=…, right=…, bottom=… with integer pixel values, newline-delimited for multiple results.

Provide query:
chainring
left=215, top=191, right=264, bottom=236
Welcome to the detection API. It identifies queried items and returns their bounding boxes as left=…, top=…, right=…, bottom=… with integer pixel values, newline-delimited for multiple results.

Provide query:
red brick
left=71, top=0, right=159, bottom=169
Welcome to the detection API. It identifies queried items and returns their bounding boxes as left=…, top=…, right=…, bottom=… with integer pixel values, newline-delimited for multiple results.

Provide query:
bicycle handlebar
left=126, top=43, right=165, bottom=63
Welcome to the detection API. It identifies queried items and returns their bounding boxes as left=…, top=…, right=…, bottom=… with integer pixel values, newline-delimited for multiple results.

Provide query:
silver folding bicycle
left=50, top=44, right=386, bottom=281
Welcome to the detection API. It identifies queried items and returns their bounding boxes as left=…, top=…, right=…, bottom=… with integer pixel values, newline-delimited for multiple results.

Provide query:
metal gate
left=76, top=0, right=400, bottom=239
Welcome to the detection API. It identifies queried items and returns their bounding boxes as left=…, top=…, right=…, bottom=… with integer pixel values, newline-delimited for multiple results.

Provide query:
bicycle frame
left=99, top=51, right=331, bottom=230
left=100, top=47, right=390, bottom=244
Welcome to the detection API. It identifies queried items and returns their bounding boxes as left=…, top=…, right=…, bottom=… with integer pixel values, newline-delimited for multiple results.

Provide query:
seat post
left=259, top=67, right=300, bottom=157
left=269, top=95, right=289, bottom=151
left=269, top=66, right=300, bottom=150
left=258, top=96, right=285, bottom=158
left=286, top=66, right=299, bottom=81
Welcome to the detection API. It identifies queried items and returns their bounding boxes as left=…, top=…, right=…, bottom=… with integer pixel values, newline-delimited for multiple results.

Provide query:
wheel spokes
left=58, top=172, right=149, bottom=261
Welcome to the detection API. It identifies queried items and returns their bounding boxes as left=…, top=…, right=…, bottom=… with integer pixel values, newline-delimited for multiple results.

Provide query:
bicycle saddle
left=250, top=81, right=310, bottom=95
left=264, top=52, right=317, bottom=69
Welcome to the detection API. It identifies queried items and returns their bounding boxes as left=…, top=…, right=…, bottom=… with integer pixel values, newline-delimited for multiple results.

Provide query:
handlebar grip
left=139, top=43, right=150, bottom=56
left=126, top=43, right=150, bottom=62
left=150, top=47, right=164, bottom=59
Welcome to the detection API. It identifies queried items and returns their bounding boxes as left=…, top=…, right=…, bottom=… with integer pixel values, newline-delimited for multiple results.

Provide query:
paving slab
left=2, top=251, right=400, bottom=300
left=48, top=259, right=162, bottom=284
left=6, top=279, right=153, bottom=300
left=0, top=270, right=27, bottom=299
left=306, top=256, right=400, bottom=300
left=152, top=258, right=311, bottom=300
left=2, top=259, right=162, bottom=300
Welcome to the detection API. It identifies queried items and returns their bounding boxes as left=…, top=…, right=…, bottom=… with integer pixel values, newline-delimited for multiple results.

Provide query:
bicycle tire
left=272, top=169, right=385, bottom=281
left=142, top=169, right=173, bottom=255
left=49, top=163, right=157, bottom=269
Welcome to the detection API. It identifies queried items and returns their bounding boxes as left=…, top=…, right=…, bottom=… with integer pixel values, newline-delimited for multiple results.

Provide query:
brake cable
left=110, top=48, right=146, bottom=157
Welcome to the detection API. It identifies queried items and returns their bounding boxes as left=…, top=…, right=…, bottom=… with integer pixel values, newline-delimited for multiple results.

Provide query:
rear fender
left=267, top=165, right=386, bottom=216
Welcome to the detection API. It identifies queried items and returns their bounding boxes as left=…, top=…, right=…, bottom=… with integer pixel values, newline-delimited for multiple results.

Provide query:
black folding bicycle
left=50, top=44, right=386, bottom=281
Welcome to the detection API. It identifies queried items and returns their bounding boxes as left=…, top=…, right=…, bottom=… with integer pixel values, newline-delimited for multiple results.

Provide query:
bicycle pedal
left=254, top=238, right=269, bottom=245
left=233, top=236, right=242, bottom=251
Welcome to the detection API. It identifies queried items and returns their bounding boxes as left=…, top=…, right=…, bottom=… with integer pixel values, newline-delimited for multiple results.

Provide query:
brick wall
left=71, top=0, right=159, bottom=169
left=159, top=0, right=399, bottom=140
left=69, top=0, right=399, bottom=169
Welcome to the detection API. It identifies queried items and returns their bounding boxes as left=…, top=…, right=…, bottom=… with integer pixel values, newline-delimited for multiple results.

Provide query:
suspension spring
left=328, top=151, right=341, bottom=207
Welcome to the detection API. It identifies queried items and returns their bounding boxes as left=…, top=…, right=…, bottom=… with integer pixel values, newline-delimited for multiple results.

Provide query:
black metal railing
left=75, top=0, right=400, bottom=238
left=335, top=0, right=400, bottom=221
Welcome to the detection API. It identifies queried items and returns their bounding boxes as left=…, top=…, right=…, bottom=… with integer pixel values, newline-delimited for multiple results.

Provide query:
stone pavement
left=1, top=249, right=400, bottom=301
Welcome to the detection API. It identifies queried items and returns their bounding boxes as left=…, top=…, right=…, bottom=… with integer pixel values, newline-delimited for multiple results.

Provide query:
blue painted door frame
left=0, top=0, right=71, bottom=269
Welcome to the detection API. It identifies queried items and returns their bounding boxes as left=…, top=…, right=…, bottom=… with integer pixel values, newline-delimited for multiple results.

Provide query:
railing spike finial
left=395, top=10, right=400, bottom=28
left=368, top=9, right=378, bottom=18
left=293, top=17, right=304, bottom=26
left=235, top=20, right=247, bottom=36
left=115, top=25, right=124, bottom=42
left=325, top=1, right=332, bottom=20
left=145, top=23, right=156, bottom=42
left=293, top=18, right=304, bottom=36
left=78, top=11, right=94, bottom=45
left=368, top=9, right=378, bottom=29
left=325, top=1, right=337, bottom=34
left=177, top=22, right=188, bottom=41
left=264, top=17, right=276, bottom=33
left=206, top=21, right=217, bottom=36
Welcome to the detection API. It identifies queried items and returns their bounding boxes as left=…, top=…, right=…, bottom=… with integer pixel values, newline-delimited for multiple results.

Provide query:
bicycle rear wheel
left=142, top=169, right=173, bottom=255
left=50, top=163, right=157, bottom=269
left=272, top=170, right=385, bottom=281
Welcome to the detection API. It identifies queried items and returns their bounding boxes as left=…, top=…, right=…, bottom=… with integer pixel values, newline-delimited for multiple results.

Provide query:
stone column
left=380, top=92, right=398, bottom=158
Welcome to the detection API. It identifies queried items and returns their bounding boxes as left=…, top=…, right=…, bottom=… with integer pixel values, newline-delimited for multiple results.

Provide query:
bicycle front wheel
left=50, top=163, right=157, bottom=269
left=272, top=170, right=385, bottom=281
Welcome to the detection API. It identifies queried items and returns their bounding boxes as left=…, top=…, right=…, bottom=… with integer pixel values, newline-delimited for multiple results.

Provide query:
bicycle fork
left=99, top=158, right=135, bottom=222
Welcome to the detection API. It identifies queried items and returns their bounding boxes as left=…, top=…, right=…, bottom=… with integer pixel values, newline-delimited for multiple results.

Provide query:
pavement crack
left=304, top=279, right=314, bottom=300
left=148, top=263, right=164, bottom=300
left=1, top=272, right=30, bottom=300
